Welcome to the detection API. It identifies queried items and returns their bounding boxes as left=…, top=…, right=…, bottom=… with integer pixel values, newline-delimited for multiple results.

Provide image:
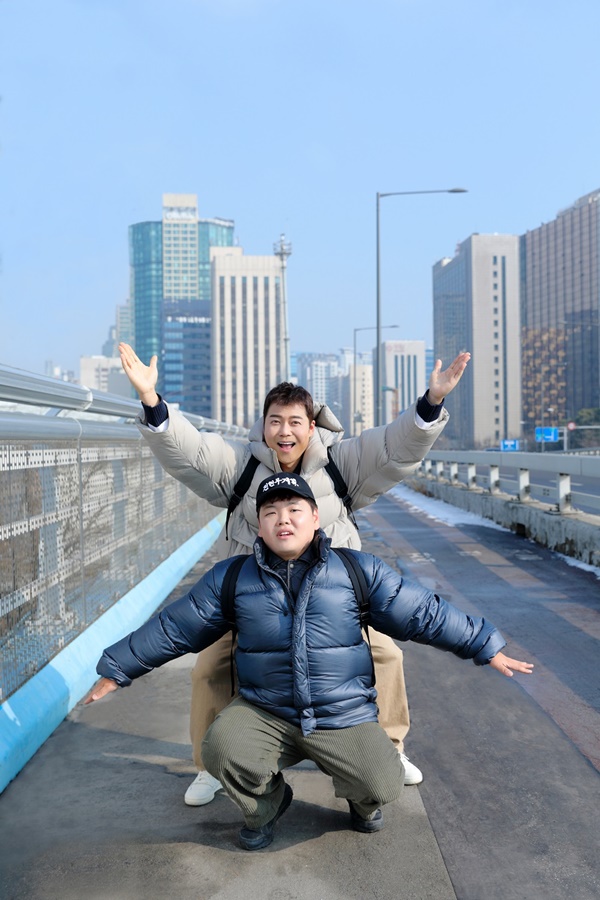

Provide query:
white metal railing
left=420, top=449, right=600, bottom=516
left=0, top=362, right=248, bottom=436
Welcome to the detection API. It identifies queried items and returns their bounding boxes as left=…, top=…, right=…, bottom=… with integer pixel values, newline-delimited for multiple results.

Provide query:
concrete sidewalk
left=2, top=493, right=600, bottom=900
left=0, top=537, right=457, bottom=900
left=0, top=652, right=455, bottom=900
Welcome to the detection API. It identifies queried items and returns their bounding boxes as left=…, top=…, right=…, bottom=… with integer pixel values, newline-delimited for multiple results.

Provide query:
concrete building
left=210, top=246, right=288, bottom=427
left=520, top=189, right=600, bottom=436
left=296, top=353, right=341, bottom=405
left=294, top=351, right=375, bottom=434
left=348, top=362, right=374, bottom=435
left=102, top=325, right=118, bottom=359
left=433, top=234, right=521, bottom=449
left=103, top=303, right=132, bottom=359
left=116, top=302, right=132, bottom=348
left=379, top=339, right=426, bottom=425
left=44, top=362, right=77, bottom=384
left=79, top=356, right=130, bottom=397
left=425, top=347, right=435, bottom=385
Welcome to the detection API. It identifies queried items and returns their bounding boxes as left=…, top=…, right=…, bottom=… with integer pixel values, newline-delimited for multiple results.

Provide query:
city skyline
left=2, top=2, right=600, bottom=377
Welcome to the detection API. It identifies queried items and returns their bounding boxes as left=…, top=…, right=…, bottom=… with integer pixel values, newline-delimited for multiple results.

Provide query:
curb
left=0, top=511, right=225, bottom=794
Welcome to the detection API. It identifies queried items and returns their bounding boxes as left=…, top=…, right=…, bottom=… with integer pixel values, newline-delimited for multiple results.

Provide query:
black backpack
left=220, top=547, right=373, bottom=696
left=224, top=448, right=358, bottom=540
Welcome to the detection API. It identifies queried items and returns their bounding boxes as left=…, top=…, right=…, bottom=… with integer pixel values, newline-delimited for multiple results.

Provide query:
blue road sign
left=501, top=439, right=520, bottom=451
left=535, top=427, right=559, bottom=443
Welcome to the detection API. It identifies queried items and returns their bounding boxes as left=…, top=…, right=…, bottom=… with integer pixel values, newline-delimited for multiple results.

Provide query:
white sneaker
left=399, top=752, right=423, bottom=785
left=184, top=772, right=223, bottom=806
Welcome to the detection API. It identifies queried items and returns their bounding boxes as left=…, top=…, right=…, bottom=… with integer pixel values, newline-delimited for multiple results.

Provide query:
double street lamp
left=375, top=187, right=468, bottom=426
left=353, top=324, right=398, bottom=436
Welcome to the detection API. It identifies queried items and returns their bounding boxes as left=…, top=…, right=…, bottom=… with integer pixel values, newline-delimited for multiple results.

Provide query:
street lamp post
left=375, top=187, right=468, bottom=426
left=353, top=324, right=398, bottom=436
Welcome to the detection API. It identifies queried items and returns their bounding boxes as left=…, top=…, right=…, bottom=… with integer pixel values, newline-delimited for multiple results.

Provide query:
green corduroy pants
left=202, top=697, right=404, bottom=829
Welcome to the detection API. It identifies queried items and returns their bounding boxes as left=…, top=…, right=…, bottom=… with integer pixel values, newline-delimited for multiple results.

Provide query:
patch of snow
left=389, top=484, right=507, bottom=531
left=389, top=485, right=600, bottom=579
left=554, top=552, right=600, bottom=580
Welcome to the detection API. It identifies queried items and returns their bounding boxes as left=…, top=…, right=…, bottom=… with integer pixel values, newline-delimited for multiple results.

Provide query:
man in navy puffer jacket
left=87, top=475, right=533, bottom=851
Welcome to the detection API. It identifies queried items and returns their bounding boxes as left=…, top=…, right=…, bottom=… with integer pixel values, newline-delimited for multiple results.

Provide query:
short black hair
left=263, top=382, right=314, bottom=421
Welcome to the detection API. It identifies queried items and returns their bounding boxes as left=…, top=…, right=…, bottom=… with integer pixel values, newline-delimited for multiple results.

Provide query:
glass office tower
left=129, top=195, right=234, bottom=415
left=520, top=189, right=600, bottom=433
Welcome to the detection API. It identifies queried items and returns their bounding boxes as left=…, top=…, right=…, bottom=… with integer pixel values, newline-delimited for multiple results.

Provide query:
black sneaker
left=238, top=783, right=294, bottom=851
left=348, top=800, right=384, bottom=833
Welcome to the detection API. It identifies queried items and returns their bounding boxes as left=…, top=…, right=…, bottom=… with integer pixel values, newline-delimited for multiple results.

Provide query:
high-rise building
left=296, top=351, right=370, bottom=433
left=129, top=194, right=234, bottom=416
left=348, top=361, right=374, bottom=436
left=102, top=325, right=118, bottom=358
left=337, top=347, right=354, bottom=377
left=210, top=246, right=287, bottom=426
left=296, top=353, right=341, bottom=405
left=425, top=347, right=435, bottom=385
left=433, top=234, right=521, bottom=448
left=80, top=355, right=129, bottom=396
left=289, top=351, right=298, bottom=382
left=379, top=339, right=426, bottom=424
left=129, top=219, right=163, bottom=379
left=115, top=302, right=132, bottom=347
left=520, top=189, right=600, bottom=434
left=103, top=303, right=132, bottom=358
left=44, top=361, right=77, bottom=383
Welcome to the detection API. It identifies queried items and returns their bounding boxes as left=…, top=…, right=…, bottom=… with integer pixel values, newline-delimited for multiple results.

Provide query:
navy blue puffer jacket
left=97, top=531, right=506, bottom=735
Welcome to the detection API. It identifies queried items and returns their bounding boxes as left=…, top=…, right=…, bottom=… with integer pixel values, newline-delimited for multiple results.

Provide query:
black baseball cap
left=256, top=474, right=316, bottom=512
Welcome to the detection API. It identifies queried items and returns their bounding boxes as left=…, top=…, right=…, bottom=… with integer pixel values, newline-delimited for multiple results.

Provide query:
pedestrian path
left=1, top=489, right=599, bottom=900
left=0, top=639, right=455, bottom=900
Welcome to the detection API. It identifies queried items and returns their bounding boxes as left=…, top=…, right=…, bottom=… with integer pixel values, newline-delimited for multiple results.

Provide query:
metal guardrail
left=0, top=365, right=248, bottom=702
left=0, top=362, right=248, bottom=436
left=421, top=449, right=600, bottom=516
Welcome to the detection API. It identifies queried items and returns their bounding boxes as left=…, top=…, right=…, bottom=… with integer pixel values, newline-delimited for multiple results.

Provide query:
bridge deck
left=1, top=488, right=599, bottom=900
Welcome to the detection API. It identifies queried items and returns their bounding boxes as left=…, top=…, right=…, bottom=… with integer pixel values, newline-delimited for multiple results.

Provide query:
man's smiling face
left=263, top=402, right=315, bottom=472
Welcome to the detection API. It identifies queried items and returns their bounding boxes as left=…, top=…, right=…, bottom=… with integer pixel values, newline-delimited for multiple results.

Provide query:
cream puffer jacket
left=137, top=401, right=449, bottom=557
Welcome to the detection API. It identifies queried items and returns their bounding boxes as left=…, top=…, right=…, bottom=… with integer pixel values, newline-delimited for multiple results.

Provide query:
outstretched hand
left=84, top=677, right=118, bottom=704
left=119, top=342, right=160, bottom=406
left=489, top=652, right=534, bottom=678
left=428, top=351, right=471, bottom=405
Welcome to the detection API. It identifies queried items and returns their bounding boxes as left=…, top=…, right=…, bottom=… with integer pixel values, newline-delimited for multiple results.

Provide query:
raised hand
left=489, top=651, right=534, bottom=678
left=119, top=343, right=159, bottom=406
left=428, top=351, right=471, bottom=405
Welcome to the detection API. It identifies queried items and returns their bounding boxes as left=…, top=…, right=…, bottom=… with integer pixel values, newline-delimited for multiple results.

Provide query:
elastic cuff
left=416, top=390, right=444, bottom=423
left=142, top=395, right=168, bottom=427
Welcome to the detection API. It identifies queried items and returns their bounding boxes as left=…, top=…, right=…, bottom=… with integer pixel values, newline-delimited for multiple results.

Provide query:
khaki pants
left=190, top=630, right=410, bottom=770
left=202, top=697, right=404, bottom=828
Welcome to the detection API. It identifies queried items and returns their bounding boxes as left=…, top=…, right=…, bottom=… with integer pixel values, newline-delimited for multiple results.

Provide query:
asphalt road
left=359, top=491, right=600, bottom=899
left=1, top=489, right=599, bottom=900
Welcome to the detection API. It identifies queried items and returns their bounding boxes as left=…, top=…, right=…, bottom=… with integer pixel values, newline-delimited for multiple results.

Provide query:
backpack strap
left=333, top=547, right=375, bottom=685
left=220, top=554, right=250, bottom=696
left=225, top=456, right=260, bottom=540
left=333, top=547, right=370, bottom=629
left=325, top=448, right=359, bottom=532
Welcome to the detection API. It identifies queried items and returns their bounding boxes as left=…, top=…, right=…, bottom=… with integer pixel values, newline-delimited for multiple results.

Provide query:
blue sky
left=1, top=0, right=599, bottom=377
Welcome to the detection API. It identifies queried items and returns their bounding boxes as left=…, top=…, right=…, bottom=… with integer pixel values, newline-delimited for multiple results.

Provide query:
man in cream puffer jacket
left=118, top=343, right=470, bottom=806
